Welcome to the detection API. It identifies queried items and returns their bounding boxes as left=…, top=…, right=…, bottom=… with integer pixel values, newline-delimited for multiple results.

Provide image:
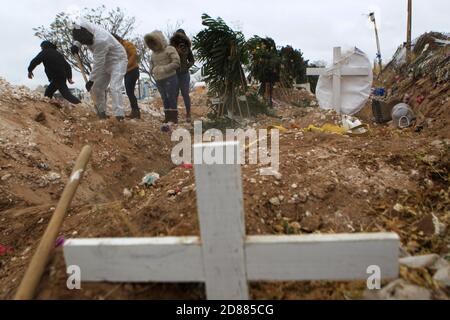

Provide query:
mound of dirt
left=0, top=36, right=449, bottom=300
left=0, top=78, right=179, bottom=298
left=357, top=32, right=450, bottom=137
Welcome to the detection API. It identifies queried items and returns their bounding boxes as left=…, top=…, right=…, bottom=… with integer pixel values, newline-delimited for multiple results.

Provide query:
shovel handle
left=75, top=54, right=88, bottom=83
left=14, top=146, right=92, bottom=300
left=75, top=54, right=97, bottom=107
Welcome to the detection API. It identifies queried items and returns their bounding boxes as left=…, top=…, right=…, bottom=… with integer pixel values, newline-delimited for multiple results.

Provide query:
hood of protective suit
left=144, top=31, right=168, bottom=52
left=72, top=19, right=127, bottom=83
left=75, top=20, right=111, bottom=46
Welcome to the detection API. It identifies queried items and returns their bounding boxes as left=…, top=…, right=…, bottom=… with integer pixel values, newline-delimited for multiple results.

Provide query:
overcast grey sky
left=0, top=0, right=448, bottom=89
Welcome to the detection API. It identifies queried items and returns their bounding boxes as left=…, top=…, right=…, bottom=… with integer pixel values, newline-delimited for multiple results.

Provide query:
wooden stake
left=406, top=0, right=413, bottom=63
left=14, top=146, right=92, bottom=300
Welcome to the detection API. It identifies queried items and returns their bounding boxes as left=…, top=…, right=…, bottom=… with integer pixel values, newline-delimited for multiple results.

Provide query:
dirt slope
left=0, top=37, right=449, bottom=300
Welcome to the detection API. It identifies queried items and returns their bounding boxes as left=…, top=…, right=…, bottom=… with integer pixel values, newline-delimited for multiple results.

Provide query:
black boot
left=127, top=107, right=141, bottom=119
left=163, top=111, right=170, bottom=124
left=170, top=110, right=179, bottom=124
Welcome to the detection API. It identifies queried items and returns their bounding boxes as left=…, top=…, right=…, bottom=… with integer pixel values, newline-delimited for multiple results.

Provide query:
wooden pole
left=406, top=0, right=413, bottom=63
left=370, top=13, right=383, bottom=74
left=75, top=54, right=88, bottom=83
left=14, top=146, right=92, bottom=300
left=75, top=54, right=97, bottom=108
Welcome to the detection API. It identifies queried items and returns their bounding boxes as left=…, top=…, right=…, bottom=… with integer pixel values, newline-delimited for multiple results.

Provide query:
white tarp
left=316, top=48, right=373, bottom=115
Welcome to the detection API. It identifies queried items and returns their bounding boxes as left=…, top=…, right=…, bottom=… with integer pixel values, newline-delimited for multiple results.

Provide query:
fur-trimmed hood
left=170, top=32, right=192, bottom=49
left=144, top=31, right=168, bottom=52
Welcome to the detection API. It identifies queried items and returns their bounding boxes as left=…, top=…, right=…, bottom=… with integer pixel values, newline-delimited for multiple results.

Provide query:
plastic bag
left=141, top=173, right=160, bottom=187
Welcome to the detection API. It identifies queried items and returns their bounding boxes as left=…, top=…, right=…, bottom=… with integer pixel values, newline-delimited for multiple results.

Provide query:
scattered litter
left=167, top=189, right=180, bottom=197
left=341, top=115, right=369, bottom=135
left=161, top=124, right=172, bottom=133
left=45, top=172, right=61, bottom=182
left=123, top=188, right=132, bottom=199
left=0, top=245, right=13, bottom=256
left=55, top=236, right=65, bottom=248
left=416, top=95, right=425, bottom=105
left=37, top=163, right=50, bottom=171
left=372, top=87, right=386, bottom=97
left=141, top=172, right=160, bottom=187
left=433, top=38, right=450, bottom=46
left=305, top=124, right=347, bottom=135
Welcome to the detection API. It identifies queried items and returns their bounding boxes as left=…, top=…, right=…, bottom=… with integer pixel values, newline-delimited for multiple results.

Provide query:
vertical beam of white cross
left=194, top=142, right=249, bottom=299
left=307, top=47, right=371, bottom=115
left=64, top=141, right=399, bottom=300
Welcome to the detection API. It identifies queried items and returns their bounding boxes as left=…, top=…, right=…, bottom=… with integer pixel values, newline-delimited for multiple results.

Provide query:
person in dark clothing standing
left=170, top=29, right=195, bottom=122
left=113, top=34, right=141, bottom=119
left=28, top=41, right=81, bottom=104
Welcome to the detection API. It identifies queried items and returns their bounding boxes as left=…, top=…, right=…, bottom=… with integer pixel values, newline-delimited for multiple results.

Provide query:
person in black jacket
left=28, top=41, right=81, bottom=104
left=170, top=29, right=195, bottom=122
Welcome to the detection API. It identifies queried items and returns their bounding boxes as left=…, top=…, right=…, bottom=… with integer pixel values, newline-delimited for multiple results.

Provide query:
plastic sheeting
left=316, top=48, right=373, bottom=115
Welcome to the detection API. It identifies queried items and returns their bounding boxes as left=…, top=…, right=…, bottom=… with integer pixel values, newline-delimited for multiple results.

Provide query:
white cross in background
left=64, top=142, right=399, bottom=300
left=307, top=47, right=371, bottom=115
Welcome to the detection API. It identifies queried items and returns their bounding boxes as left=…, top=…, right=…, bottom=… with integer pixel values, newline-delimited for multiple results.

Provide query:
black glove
left=71, top=45, right=80, bottom=55
left=85, top=81, right=94, bottom=92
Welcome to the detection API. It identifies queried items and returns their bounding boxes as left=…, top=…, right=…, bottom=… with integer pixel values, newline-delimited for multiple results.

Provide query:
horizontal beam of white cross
left=64, top=142, right=399, bottom=300
left=307, top=47, right=371, bottom=114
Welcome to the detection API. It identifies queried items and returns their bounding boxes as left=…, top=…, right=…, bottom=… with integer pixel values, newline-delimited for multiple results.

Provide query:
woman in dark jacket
left=170, top=29, right=195, bottom=122
left=28, top=41, right=81, bottom=104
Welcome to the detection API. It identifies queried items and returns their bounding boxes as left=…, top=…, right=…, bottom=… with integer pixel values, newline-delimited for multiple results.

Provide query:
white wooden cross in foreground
left=64, top=142, right=399, bottom=300
left=307, top=47, right=371, bottom=114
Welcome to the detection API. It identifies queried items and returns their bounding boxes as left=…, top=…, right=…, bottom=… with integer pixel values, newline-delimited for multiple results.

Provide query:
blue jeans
left=156, top=75, right=179, bottom=121
left=177, top=72, right=191, bottom=115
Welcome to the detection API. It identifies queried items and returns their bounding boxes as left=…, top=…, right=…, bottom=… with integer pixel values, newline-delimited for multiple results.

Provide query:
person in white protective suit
left=71, top=21, right=128, bottom=121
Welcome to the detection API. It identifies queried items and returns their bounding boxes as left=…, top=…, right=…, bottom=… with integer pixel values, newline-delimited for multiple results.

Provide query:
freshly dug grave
left=1, top=57, right=449, bottom=300
left=3, top=98, right=448, bottom=300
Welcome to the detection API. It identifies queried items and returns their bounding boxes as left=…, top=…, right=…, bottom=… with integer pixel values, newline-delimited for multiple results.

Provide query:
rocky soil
left=0, top=37, right=449, bottom=300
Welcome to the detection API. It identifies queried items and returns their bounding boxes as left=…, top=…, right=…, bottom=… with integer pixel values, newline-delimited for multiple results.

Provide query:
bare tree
left=163, top=19, right=185, bottom=40
left=132, top=35, right=155, bottom=85
left=33, top=6, right=136, bottom=77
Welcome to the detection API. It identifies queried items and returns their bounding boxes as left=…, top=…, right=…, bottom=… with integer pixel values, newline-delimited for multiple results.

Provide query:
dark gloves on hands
left=71, top=45, right=80, bottom=55
left=85, top=81, right=94, bottom=92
